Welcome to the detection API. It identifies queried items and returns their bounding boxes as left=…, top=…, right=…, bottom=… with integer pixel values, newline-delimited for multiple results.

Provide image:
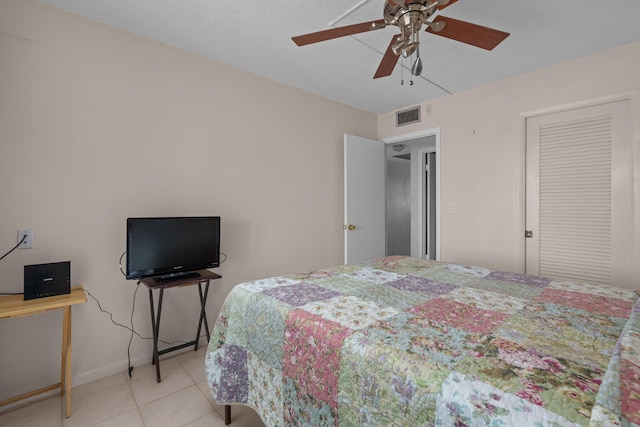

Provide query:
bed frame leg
left=225, top=405, right=231, bottom=425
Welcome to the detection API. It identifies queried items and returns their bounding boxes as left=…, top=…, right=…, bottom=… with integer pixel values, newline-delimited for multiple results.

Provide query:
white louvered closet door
left=525, top=99, right=633, bottom=287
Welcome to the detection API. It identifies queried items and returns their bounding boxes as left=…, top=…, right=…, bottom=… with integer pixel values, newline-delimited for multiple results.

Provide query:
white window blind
left=538, top=115, right=612, bottom=285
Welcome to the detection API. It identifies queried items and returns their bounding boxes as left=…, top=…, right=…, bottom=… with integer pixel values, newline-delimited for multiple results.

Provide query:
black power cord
left=127, top=282, right=139, bottom=378
left=118, top=251, right=127, bottom=277
left=84, top=286, right=210, bottom=378
left=99, top=249, right=225, bottom=377
left=83, top=287, right=143, bottom=378
left=0, top=234, right=26, bottom=262
left=0, top=235, right=28, bottom=295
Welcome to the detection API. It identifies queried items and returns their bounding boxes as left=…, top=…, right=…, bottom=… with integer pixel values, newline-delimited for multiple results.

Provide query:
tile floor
left=0, top=347, right=266, bottom=427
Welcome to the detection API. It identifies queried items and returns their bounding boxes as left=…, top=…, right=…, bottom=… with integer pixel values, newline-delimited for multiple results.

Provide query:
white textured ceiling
left=35, top=0, right=640, bottom=114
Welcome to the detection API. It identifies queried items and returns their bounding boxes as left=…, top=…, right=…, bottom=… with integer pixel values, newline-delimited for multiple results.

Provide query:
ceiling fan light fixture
left=402, top=41, right=419, bottom=58
left=391, top=37, right=409, bottom=56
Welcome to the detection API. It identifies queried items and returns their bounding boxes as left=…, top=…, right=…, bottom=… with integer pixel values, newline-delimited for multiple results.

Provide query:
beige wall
left=379, top=41, right=640, bottom=286
left=0, top=0, right=376, bottom=400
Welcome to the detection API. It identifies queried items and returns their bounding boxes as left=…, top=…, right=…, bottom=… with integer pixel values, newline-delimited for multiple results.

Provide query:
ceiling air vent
left=396, top=106, right=421, bottom=127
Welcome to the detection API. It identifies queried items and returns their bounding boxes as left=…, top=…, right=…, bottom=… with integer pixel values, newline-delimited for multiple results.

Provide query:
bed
left=205, top=256, right=640, bottom=426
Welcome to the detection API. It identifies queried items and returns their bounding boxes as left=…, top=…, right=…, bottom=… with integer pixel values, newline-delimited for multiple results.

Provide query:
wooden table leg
left=225, top=405, right=231, bottom=425
left=62, top=306, right=73, bottom=417
left=61, top=307, right=69, bottom=395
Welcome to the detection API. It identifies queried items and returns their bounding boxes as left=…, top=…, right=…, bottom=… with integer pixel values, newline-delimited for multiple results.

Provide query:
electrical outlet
left=18, top=229, right=34, bottom=249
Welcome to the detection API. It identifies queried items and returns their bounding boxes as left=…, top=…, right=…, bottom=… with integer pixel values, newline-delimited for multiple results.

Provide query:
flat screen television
left=126, top=216, right=221, bottom=281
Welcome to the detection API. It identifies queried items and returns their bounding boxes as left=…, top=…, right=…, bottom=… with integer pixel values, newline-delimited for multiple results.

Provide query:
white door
left=525, top=99, right=633, bottom=287
left=344, top=134, right=385, bottom=264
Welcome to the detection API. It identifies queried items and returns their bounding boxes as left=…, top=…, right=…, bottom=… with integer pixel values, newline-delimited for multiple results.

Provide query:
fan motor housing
left=384, top=0, right=435, bottom=30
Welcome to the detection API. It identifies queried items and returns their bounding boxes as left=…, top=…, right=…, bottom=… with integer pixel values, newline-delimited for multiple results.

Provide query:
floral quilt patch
left=410, top=298, right=507, bottom=334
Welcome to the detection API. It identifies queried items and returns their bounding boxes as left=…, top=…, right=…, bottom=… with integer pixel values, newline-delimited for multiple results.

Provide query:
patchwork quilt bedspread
left=205, top=256, right=640, bottom=426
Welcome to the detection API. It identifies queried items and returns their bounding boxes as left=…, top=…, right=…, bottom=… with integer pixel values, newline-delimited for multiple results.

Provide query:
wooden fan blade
left=292, top=19, right=386, bottom=46
left=374, top=34, right=402, bottom=79
left=426, top=16, right=509, bottom=50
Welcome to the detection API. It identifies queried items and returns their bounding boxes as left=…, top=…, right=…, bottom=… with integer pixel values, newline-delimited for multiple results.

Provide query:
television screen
left=126, top=216, right=220, bottom=280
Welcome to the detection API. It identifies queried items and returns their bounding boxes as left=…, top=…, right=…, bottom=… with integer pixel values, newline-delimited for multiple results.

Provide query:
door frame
left=382, top=127, right=441, bottom=260
left=420, top=148, right=437, bottom=260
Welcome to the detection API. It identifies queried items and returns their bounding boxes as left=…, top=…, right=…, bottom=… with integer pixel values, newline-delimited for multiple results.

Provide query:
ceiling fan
left=292, top=0, right=509, bottom=79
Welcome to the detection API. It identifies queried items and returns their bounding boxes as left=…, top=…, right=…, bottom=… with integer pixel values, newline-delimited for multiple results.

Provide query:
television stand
left=155, top=271, right=201, bottom=283
left=140, top=270, right=221, bottom=383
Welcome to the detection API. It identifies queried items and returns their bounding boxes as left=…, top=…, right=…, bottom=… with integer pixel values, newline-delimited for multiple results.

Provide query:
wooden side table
left=0, top=286, right=86, bottom=418
left=140, top=270, right=221, bottom=383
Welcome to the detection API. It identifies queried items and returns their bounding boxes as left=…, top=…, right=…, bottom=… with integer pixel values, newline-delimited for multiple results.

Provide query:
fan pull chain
left=409, top=24, right=415, bottom=85
left=410, top=55, right=414, bottom=85
left=400, top=28, right=405, bottom=86
left=410, top=54, right=414, bottom=84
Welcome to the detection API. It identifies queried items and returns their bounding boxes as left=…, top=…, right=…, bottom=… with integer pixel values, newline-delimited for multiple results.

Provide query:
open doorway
left=384, top=134, right=438, bottom=260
